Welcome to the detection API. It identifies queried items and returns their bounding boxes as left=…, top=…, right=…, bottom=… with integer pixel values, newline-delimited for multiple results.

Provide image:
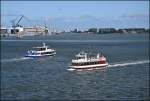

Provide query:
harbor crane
left=10, top=15, right=29, bottom=38
left=14, top=15, right=23, bottom=27
left=44, top=20, right=49, bottom=34
left=11, top=15, right=23, bottom=33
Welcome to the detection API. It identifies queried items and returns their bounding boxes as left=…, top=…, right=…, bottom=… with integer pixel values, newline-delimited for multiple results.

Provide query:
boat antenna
left=43, top=43, right=46, bottom=46
left=97, top=53, right=100, bottom=58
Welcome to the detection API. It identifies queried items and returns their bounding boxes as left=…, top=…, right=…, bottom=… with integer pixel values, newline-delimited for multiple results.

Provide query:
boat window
left=41, top=51, right=54, bottom=55
left=76, top=57, right=84, bottom=59
left=82, top=63, right=85, bottom=66
left=72, top=63, right=78, bottom=66
left=94, top=62, right=98, bottom=64
left=72, top=62, right=102, bottom=66
left=72, top=61, right=101, bottom=66
left=35, top=48, right=46, bottom=51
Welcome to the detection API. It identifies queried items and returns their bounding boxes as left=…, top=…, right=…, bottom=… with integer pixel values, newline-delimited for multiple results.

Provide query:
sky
left=1, top=1, right=149, bottom=31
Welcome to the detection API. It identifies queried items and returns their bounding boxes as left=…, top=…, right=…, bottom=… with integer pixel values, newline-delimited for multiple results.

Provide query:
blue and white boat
left=25, top=43, right=56, bottom=58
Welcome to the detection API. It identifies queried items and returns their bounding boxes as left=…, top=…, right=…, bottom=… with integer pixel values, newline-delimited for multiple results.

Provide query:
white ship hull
left=25, top=52, right=56, bottom=58
left=69, top=62, right=108, bottom=70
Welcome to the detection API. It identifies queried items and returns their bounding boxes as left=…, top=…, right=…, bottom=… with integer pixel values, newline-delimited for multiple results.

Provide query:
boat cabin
left=71, top=60, right=105, bottom=66
left=33, top=43, right=48, bottom=51
left=33, top=47, right=47, bottom=51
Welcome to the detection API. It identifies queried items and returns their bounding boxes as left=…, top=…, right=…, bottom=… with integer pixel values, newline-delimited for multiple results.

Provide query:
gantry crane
left=11, top=15, right=28, bottom=38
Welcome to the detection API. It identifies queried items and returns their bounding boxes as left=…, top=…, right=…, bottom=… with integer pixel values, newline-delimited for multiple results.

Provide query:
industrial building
left=98, top=28, right=116, bottom=34
left=24, top=27, right=49, bottom=34
left=87, top=28, right=116, bottom=34
left=0, top=27, right=8, bottom=36
left=118, top=28, right=146, bottom=34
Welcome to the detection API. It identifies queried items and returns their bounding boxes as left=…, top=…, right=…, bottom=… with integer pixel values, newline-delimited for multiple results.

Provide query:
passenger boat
left=25, top=43, right=56, bottom=58
left=69, top=51, right=108, bottom=70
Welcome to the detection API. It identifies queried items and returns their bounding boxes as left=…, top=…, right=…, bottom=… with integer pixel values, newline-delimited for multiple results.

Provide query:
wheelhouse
left=33, top=47, right=47, bottom=51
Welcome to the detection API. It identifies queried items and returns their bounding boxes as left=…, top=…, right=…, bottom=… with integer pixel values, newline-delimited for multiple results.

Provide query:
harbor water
left=1, top=33, right=149, bottom=100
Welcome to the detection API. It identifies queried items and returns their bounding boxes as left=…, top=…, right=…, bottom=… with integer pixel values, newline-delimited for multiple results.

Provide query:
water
left=1, top=33, right=149, bottom=100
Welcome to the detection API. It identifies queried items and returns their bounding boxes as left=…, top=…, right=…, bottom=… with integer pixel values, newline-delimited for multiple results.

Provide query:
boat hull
left=25, top=52, right=56, bottom=58
left=69, top=63, right=108, bottom=70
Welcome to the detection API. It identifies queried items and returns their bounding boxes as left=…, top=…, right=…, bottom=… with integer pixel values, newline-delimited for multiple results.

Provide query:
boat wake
left=67, top=60, right=149, bottom=71
left=108, top=60, right=149, bottom=68
left=1, top=57, right=33, bottom=63
left=67, top=68, right=76, bottom=71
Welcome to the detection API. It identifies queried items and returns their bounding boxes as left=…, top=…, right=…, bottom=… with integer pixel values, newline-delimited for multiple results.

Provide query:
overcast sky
left=1, top=1, right=149, bottom=31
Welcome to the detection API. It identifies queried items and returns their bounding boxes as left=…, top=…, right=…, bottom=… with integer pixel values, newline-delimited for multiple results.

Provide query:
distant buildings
left=0, top=27, right=8, bottom=37
left=68, top=28, right=149, bottom=34
left=86, top=28, right=148, bottom=34
left=0, top=27, right=8, bottom=33
left=24, top=26, right=49, bottom=34
left=71, top=28, right=79, bottom=33
left=87, top=28, right=117, bottom=34
left=98, top=28, right=116, bottom=34
left=117, top=28, right=146, bottom=34
left=0, top=26, right=49, bottom=37
left=146, top=29, right=150, bottom=33
left=88, top=28, right=98, bottom=33
left=1, top=26, right=149, bottom=37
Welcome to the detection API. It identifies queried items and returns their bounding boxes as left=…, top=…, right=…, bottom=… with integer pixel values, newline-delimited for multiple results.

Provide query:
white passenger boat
left=25, top=43, right=56, bottom=58
left=69, top=51, right=108, bottom=70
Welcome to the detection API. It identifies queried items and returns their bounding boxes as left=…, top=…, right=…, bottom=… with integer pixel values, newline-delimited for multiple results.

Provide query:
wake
left=1, top=57, right=33, bottom=63
left=108, top=60, right=149, bottom=68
